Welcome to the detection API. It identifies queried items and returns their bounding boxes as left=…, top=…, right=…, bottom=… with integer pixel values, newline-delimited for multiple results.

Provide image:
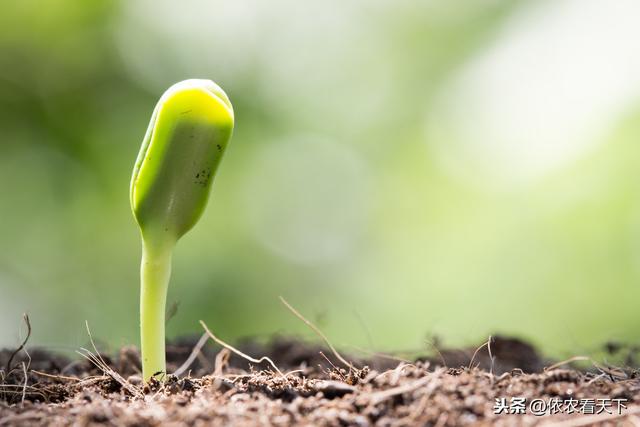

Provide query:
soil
left=0, top=335, right=639, bottom=426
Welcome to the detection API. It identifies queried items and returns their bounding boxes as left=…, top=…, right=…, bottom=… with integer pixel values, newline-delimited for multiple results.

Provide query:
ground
left=0, top=336, right=639, bottom=426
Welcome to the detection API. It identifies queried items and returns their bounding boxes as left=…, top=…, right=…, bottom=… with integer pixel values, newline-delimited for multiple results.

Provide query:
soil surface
left=0, top=335, right=639, bottom=426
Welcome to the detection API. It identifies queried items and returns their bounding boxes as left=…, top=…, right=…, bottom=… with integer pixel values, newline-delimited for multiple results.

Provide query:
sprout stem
left=139, top=239, right=173, bottom=381
left=130, top=79, right=234, bottom=383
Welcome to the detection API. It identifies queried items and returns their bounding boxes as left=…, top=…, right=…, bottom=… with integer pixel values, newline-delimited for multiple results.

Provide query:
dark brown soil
left=1, top=336, right=639, bottom=426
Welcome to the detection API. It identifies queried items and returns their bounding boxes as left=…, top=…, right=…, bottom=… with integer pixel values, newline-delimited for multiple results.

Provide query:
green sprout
left=130, top=79, right=234, bottom=381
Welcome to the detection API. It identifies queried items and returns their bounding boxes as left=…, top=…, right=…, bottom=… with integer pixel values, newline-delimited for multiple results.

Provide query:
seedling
left=130, top=79, right=234, bottom=381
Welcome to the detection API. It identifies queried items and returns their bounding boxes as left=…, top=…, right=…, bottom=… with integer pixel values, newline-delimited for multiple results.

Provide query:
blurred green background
left=1, top=0, right=639, bottom=358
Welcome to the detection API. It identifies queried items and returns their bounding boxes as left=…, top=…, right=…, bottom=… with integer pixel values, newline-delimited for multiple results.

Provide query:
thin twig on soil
left=199, top=320, right=284, bottom=377
left=594, top=362, right=628, bottom=380
left=389, top=363, right=408, bottom=385
left=0, top=385, right=47, bottom=402
left=374, top=362, right=420, bottom=385
left=365, top=375, right=433, bottom=405
left=30, top=370, right=81, bottom=382
left=545, top=356, right=591, bottom=371
left=487, top=335, right=495, bottom=376
left=319, top=351, right=339, bottom=371
left=20, top=362, right=27, bottom=406
left=75, top=375, right=109, bottom=388
left=279, top=296, right=355, bottom=370
left=468, top=335, right=492, bottom=370
left=213, top=348, right=231, bottom=377
left=5, top=314, right=31, bottom=374
left=77, top=321, right=142, bottom=398
left=173, top=332, right=209, bottom=377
